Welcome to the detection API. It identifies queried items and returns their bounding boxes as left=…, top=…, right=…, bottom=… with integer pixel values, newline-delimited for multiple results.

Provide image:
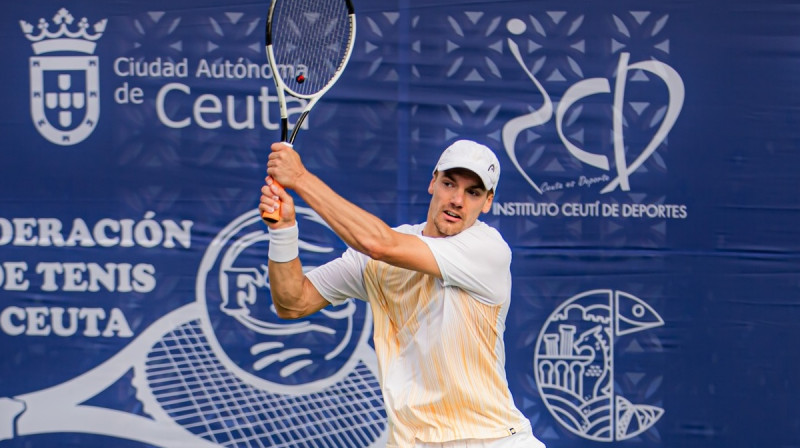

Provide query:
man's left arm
left=265, top=142, right=442, bottom=277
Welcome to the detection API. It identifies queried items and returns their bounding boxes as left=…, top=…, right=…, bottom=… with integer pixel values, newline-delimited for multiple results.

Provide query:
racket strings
left=271, top=0, right=353, bottom=96
left=143, top=319, right=386, bottom=448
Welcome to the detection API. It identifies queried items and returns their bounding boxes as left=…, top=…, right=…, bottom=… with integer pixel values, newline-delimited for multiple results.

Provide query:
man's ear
left=481, top=191, right=494, bottom=214
left=428, top=173, right=437, bottom=195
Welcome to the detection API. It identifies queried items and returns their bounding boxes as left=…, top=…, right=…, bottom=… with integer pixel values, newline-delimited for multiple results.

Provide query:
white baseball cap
left=433, top=140, right=501, bottom=191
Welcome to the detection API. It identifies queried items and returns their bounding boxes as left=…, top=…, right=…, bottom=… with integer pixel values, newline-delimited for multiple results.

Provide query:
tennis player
left=260, top=139, right=545, bottom=448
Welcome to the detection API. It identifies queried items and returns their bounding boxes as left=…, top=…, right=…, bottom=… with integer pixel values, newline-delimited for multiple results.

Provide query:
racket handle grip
left=261, top=179, right=283, bottom=223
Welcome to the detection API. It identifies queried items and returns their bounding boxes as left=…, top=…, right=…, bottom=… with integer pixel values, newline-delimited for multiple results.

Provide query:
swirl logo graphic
left=534, top=289, right=664, bottom=441
left=502, top=14, right=685, bottom=194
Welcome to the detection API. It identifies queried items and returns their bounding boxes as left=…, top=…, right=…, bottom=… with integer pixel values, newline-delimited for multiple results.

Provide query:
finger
left=269, top=184, right=291, bottom=201
left=259, top=201, right=277, bottom=215
left=269, top=182, right=289, bottom=201
left=266, top=181, right=292, bottom=206
left=260, top=181, right=280, bottom=206
left=270, top=141, right=294, bottom=152
left=259, top=196, right=276, bottom=213
left=260, top=195, right=280, bottom=217
left=260, top=191, right=275, bottom=205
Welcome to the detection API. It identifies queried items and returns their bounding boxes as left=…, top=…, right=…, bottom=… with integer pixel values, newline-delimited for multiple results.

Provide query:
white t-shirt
left=307, top=221, right=534, bottom=448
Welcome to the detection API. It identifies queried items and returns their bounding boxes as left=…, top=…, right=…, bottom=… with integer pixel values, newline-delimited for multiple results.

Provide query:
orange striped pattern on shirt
left=363, top=259, right=527, bottom=447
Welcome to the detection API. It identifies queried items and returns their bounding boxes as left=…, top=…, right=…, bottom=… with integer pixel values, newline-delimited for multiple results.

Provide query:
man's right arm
left=267, top=257, right=331, bottom=319
left=260, top=177, right=330, bottom=320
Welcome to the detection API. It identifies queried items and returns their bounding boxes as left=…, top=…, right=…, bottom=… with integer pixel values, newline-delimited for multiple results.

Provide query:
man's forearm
left=292, top=171, right=397, bottom=259
left=268, top=258, right=306, bottom=319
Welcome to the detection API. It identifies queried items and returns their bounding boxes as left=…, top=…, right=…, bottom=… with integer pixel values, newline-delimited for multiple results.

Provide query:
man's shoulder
left=397, top=221, right=509, bottom=252
left=393, top=222, right=424, bottom=235
left=465, top=220, right=508, bottom=244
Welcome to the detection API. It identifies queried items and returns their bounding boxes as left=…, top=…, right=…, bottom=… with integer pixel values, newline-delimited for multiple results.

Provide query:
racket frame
left=265, top=0, right=356, bottom=144
left=261, top=0, right=356, bottom=222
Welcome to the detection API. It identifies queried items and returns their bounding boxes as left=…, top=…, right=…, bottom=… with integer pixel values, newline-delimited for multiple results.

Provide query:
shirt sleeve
left=420, top=222, right=512, bottom=306
left=306, top=247, right=369, bottom=306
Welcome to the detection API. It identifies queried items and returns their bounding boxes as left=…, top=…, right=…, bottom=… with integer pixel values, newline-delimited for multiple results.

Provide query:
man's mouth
left=443, top=210, right=461, bottom=221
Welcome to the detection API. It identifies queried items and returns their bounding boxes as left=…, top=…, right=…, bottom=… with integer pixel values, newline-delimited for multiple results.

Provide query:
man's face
left=424, top=168, right=494, bottom=238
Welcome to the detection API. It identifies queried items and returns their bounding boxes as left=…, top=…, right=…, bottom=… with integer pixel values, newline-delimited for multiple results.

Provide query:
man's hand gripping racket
left=261, top=0, right=356, bottom=223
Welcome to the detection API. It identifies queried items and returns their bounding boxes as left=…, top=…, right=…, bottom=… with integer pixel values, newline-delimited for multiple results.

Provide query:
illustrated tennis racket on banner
left=0, top=304, right=386, bottom=448
left=0, top=208, right=387, bottom=448
left=260, top=0, right=357, bottom=222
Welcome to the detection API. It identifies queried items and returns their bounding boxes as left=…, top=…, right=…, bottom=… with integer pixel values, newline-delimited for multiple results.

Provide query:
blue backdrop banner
left=1, top=1, right=799, bottom=447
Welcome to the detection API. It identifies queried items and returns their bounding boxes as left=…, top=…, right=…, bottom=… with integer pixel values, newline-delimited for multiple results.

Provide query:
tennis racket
left=261, top=0, right=357, bottom=223
left=0, top=301, right=387, bottom=448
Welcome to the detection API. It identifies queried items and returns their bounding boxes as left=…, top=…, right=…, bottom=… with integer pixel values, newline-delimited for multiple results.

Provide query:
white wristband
left=268, top=223, right=299, bottom=262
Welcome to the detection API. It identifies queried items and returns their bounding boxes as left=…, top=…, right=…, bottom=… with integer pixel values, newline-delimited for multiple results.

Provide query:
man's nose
left=450, top=190, right=465, bottom=207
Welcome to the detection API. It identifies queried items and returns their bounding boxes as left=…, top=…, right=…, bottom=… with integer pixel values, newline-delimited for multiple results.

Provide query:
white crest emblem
left=20, top=8, right=106, bottom=146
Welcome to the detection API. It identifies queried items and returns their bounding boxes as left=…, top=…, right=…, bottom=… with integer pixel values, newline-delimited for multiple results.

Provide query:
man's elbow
left=359, top=237, right=393, bottom=262
left=272, top=302, right=307, bottom=320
